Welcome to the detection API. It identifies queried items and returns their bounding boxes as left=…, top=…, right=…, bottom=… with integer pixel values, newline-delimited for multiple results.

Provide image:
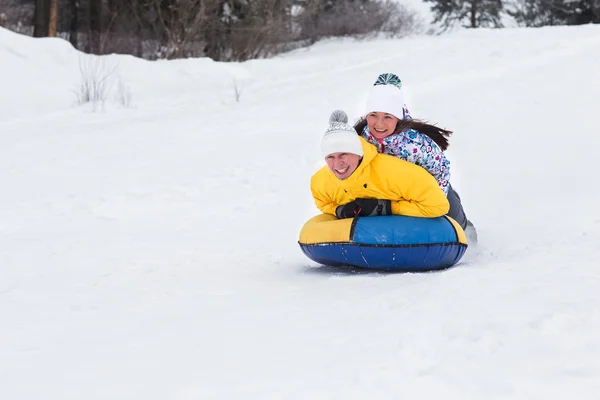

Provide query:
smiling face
left=366, top=112, right=400, bottom=140
left=325, top=152, right=362, bottom=180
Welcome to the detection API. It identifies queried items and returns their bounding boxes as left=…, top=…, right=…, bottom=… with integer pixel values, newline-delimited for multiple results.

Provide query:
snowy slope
left=1, top=25, right=600, bottom=399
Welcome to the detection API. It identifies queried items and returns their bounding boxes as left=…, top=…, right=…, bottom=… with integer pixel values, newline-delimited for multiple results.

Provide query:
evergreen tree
left=508, top=0, right=600, bottom=26
left=424, top=0, right=504, bottom=29
left=562, top=0, right=600, bottom=24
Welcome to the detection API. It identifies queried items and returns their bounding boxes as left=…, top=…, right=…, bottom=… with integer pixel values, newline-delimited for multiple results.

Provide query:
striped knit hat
left=321, top=110, right=363, bottom=158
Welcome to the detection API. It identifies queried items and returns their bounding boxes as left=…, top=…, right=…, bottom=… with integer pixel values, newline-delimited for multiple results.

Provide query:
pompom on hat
left=365, top=73, right=406, bottom=120
left=321, top=110, right=364, bottom=159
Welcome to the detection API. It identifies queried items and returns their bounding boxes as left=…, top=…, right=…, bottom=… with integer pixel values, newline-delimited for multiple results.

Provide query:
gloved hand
left=335, top=198, right=392, bottom=219
left=336, top=201, right=361, bottom=219
left=354, top=198, right=392, bottom=216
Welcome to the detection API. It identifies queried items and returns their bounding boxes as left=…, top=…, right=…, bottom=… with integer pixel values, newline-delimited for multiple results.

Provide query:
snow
left=2, top=24, right=600, bottom=399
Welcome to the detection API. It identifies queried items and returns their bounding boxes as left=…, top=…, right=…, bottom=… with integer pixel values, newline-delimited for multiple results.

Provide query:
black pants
left=447, top=184, right=468, bottom=229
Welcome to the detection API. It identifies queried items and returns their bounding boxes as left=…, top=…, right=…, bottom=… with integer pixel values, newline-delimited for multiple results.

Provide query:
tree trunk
left=48, top=0, right=59, bottom=37
left=69, top=0, right=79, bottom=48
left=88, top=0, right=103, bottom=54
left=34, top=0, right=49, bottom=37
left=470, top=0, right=478, bottom=28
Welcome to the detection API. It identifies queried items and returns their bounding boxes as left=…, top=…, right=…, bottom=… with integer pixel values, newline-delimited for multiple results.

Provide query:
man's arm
left=388, top=161, right=450, bottom=218
left=310, top=173, right=339, bottom=216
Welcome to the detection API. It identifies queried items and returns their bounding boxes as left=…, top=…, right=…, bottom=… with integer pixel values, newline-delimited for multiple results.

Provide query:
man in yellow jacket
left=311, top=110, right=450, bottom=219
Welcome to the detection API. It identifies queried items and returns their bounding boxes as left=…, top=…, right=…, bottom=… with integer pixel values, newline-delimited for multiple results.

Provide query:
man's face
left=325, top=152, right=361, bottom=180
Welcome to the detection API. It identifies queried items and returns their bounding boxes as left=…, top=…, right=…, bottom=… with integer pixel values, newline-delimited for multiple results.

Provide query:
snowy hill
left=1, top=25, right=600, bottom=399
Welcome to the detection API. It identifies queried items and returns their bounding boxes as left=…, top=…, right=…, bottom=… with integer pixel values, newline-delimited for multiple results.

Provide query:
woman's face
left=325, top=152, right=362, bottom=180
left=366, top=112, right=399, bottom=139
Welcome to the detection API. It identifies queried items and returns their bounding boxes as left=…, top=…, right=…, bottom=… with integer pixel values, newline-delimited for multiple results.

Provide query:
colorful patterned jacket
left=358, top=113, right=451, bottom=196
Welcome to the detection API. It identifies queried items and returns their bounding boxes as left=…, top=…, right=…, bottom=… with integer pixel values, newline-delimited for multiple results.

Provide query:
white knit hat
left=321, top=110, right=364, bottom=159
left=365, top=73, right=405, bottom=120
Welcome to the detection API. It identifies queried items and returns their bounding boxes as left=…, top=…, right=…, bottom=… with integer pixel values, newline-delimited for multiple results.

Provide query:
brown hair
left=354, top=118, right=452, bottom=151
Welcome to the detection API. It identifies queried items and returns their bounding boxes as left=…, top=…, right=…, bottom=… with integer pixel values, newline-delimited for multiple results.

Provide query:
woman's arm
left=404, top=130, right=451, bottom=195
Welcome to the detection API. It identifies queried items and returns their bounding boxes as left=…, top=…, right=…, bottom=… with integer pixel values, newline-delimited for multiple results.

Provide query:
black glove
left=354, top=198, right=392, bottom=216
left=336, top=201, right=361, bottom=219
left=336, top=198, right=392, bottom=219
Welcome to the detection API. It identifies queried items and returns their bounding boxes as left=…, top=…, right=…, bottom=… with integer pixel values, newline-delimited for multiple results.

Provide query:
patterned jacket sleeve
left=403, top=131, right=451, bottom=196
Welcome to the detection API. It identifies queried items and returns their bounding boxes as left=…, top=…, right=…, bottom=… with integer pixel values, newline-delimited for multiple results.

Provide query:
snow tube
left=298, top=214, right=468, bottom=271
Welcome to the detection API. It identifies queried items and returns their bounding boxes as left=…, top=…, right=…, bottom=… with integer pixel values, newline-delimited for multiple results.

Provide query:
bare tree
left=107, top=0, right=119, bottom=32
left=146, top=0, right=212, bottom=59
left=125, top=0, right=146, bottom=57
left=4, top=0, right=425, bottom=62
left=224, top=0, right=295, bottom=61
left=0, top=0, right=34, bottom=34
left=296, top=0, right=417, bottom=42
left=88, top=0, right=102, bottom=53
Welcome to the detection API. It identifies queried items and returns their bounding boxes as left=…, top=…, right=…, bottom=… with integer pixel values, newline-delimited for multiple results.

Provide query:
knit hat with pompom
left=321, top=110, right=364, bottom=159
left=365, top=73, right=406, bottom=120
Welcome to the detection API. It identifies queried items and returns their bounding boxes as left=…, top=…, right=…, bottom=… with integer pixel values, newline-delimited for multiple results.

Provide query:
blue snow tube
left=298, top=214, right=468, bottom=272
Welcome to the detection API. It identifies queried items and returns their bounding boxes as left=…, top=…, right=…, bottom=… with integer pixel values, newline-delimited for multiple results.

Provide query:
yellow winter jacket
left=311, top=137, right=450, bottom=218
